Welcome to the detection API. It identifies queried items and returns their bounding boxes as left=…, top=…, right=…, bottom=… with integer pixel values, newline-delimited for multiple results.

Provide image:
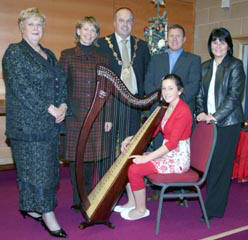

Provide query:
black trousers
left=205, top=123, right=241, bottom=218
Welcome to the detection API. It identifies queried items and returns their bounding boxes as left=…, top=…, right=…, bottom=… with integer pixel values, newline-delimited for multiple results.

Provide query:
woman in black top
left=196, top=27, right=245, bottom=221
left=2, top=8, right=67, bottom=238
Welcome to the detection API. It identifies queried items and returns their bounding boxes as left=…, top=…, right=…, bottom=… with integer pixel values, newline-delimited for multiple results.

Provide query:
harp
left=75, top=65, right=166, bottom=228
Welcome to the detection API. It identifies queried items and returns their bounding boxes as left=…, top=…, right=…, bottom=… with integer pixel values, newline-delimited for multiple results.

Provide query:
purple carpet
left=1, top=166, right=248, bottom=240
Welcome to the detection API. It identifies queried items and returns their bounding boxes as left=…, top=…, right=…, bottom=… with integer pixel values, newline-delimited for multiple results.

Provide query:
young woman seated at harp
left=114, top=73, right=193, bottom=220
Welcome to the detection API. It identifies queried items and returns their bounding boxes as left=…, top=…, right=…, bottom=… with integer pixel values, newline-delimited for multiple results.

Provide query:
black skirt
left=11, top=136, right=59, bottom=213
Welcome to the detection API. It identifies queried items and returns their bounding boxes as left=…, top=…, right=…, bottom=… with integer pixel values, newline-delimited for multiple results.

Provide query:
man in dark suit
left=145, top=24, right=201, bottom=151
left=98, top=7, right=150, bottom=156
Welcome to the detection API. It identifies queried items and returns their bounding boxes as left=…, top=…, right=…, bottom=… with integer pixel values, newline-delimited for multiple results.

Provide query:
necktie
left=120, top=39, right=133, bottom=93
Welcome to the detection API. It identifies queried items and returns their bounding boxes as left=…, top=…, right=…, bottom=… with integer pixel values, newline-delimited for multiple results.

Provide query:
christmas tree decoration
left=144, top=0, right=169, bottom=55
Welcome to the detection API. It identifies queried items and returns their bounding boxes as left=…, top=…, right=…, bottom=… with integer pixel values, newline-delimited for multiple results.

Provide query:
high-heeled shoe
left=20, top=211, right=42, bottom=222
left=71, top=204, right=80, bottom=211
left=41, top=220, right=67, bottom=238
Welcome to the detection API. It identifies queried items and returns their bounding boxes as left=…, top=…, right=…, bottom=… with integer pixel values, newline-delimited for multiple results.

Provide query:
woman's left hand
left=129, top=155, right=150, bottom=164
left=104, top=122, right=112, bottom=132
left=55, top=104, right=67, bottom=123
left=206, top=114, right=217, bottom=124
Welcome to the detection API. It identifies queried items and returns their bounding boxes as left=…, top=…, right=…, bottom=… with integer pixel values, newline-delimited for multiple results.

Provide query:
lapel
left=130, top=35, right=135, bottom=59
left=156, top=53, right=169, bottom=77
left=20, top=39, right=58, bottom=74
left=214, top=55, right=230, bottom=96
left=172, top=51, right=185, bottom=73
left=110, top=34, right=122, bottom=62
left=203, top=59, right=213, bottom=96
left=20, top=40, right=50, bottom=68
left=164, top=53, right=170, bottom=74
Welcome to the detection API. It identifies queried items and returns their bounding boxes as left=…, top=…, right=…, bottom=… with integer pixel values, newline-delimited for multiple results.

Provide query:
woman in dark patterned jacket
left=59, top=16, right=112, bottom=210
left=2, top=8, right=67, bottom=238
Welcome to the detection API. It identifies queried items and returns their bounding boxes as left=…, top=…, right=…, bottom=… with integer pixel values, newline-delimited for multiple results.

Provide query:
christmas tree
left=144, top=0, right=169, bottom=55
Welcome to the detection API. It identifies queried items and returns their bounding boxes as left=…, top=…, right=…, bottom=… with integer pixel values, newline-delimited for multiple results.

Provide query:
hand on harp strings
left=121, top=136, right=133, bottom=153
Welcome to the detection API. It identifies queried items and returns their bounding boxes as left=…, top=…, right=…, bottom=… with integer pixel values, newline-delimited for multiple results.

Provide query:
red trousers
left=128, top=162, right=158, bottom=191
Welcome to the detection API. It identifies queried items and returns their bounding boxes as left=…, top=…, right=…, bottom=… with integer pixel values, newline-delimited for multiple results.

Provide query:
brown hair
left=75, top=16, right=100, bottom=45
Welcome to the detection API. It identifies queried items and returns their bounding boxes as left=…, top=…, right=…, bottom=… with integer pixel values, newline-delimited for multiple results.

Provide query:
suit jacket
left=2, top=39, right=67, bottom=141
left=98, top=33, right=150, bottom=97
left=144, top=51, right=201, bottom=114
left=59, top=44, right=110, bottom=162
left=196, top=54, right=245, bottom=127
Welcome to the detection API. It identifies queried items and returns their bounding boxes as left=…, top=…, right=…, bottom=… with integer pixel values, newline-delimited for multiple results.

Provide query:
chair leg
left=155, top=186, right=166, bottom=235
left=181, top=189, right=188, bottom=208
left=197, top=187, right=210, bottom=228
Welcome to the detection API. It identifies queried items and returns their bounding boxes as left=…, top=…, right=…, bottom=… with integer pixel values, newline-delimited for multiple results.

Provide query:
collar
left=74, top=43, right=96, bottom=56
left=115, top=32, right=131, bottom=44
left=168, top=48, right=183, bottom=56
left=209, top=54, right=232, bottom=68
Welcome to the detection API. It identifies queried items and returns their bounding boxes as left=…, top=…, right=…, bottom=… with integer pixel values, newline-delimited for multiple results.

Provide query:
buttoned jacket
left=59, top=44, right=110, bottom=162
left=60, top=44, right=109, bottom=120
left=2, top=40, right=67, bottom=141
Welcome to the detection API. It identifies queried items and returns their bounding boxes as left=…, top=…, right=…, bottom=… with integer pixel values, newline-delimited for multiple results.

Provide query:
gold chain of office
left=105, top=36, right=139, bottom=66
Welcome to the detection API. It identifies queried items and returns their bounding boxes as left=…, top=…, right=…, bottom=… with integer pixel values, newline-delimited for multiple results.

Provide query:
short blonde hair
left=75, top=16, right=100, bottom=44
left=18, top=7, right=46, bottom=29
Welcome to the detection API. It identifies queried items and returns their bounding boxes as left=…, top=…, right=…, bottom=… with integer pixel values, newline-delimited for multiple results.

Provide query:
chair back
left=190, top=122, right=217, bottom=175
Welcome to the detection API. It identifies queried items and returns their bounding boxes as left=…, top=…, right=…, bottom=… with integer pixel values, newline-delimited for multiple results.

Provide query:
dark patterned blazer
left=59, top=44, right=110, bottom=162
left=98, top=33, right=150, bottom=97
left=2, top=39, right=67, bottom=141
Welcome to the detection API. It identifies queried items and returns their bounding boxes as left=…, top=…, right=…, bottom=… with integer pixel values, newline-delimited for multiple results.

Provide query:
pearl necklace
left=33, top=45, right=41, bottom=52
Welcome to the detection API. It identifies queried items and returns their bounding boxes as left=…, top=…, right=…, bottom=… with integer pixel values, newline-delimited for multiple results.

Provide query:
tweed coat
left=3, top=39, right=67, bottom=141
left=59, top=44, right=110, bottom=162
left=98, top=34, right=150, bottom=140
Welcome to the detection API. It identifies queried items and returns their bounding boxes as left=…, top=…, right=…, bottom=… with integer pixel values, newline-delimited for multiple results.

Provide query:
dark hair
left=208, top=27, right=233, bottom=58
left=168, top=24, right=185, bottom=37
left=162, top=73, right=184, bottom=91
left=114, top=7, right=134, bottom=20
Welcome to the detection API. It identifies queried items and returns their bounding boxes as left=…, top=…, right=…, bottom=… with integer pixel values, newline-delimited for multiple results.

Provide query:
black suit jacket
left=98, top=33, right=150, bottom=97
left=145, top=51, right=201, bottom=114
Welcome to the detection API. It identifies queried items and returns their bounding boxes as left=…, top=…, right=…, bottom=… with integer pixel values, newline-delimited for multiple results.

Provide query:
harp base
left=79, top=220, right=115, bottom=230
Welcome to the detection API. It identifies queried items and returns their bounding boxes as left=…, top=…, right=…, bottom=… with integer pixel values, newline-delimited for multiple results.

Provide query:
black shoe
left=20, top=211, right=42, bottom=222
left=41, top=220, right=67, bottom=238
left=147, top=192, right=159, bottom=201
left=71, top=204, right=80, bottom=211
